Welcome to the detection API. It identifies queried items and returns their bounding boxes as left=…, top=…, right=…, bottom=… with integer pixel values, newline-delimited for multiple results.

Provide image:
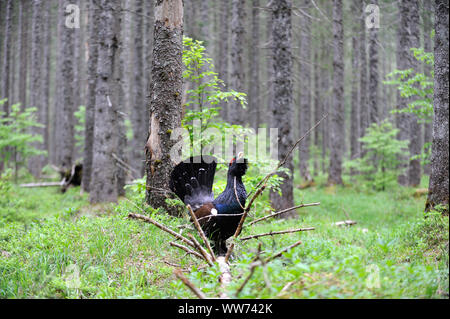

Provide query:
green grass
left=0, top=173, right=448, bottom=299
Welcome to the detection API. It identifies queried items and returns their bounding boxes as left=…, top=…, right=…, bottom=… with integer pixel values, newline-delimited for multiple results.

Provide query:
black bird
left=169, top=153, right=248, bottom=255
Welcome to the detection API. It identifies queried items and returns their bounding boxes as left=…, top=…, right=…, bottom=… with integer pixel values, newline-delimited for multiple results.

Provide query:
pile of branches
left=128, top=115, right=328, bottom=298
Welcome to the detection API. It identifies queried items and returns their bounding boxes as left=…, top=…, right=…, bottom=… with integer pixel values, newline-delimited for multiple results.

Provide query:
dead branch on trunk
left=240, top=227, right=315, bottom=241
left=174, top=268, right=206, bottom=299
left=247, top=202, right=320, bottom=226
left=187, top=205, right=216, bottom=262
left=169, top=241, right=204, bottom=261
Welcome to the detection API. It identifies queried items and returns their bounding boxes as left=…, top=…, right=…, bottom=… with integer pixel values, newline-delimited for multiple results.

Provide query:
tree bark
left=145, top=0, right=184, bottom=215
left=58, top=0, right=75, bottom=172
left=218, top=0, right=230, bottom=121
left=18, top=0, right=29, bottom=109
left=129, top=0, right=146, bottom=176
left=350, top=0, right=360, bottom=163
left=230, top=0, right=246, bottom=125
left=41, top=0, right=51, bottom=167
left=359, top=2, right=368, bottom=146
left=422, top=0, right=434, bottom=175
left=29, top=0, right=44, bottom=177
left=313, top=45, right=320, bottom=176
left=82, top=0, right=99, bottom=192
left=1, top=0, right=12, bottom=115
left=269, top=0, right=295, bottom=217
left=396, top=0, right=412, bottom=186
left=425, top=0, right=449, bottom=215
left=408, top=0, right=422, bottom=186
left=249, top=0, right=260, bottom=130
left=328, top=0, right=344, bottom=185
left=89, top=0, right=122, bottom=203
left=368, top=0, right=379, bottom=125
left=298, top=0, right=312, bottom=182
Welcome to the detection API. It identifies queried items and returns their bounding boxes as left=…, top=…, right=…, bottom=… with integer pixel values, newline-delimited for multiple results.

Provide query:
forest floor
left=0, top=173, right=448, bottom=299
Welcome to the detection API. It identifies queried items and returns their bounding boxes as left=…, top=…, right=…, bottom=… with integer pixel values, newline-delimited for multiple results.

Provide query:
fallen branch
left=247, top=202, right=320, bottom=226
left=173, top=269, right=206, bottom=299
left=169, top=241, right=204, bottom=261
left=187, top=205, right=216, bottom=262
left=217, top=256, right=232, bottom=298
left=19, top=182, right=62, bottom=188
left=128, top=212, right=195, bottom=249
left=240, top=227, right=315, bottom=241
left=265, top=239, right=302, bottom=263
left=187, top=234, right=213, bottom=266
left=334, top=220, right=357, bottom=226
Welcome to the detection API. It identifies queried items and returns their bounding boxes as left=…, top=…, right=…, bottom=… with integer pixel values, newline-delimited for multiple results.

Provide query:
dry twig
left=128, top=212, right=195, bottom=249
left=240, top=227, right=315, bottom=241
left=187, top=234, right=213, bottom=266
left=247, top=203, right=320, bottom=226
left=187, top=205, right=216, bottom=262
left=265, top=240, right=303, bottom=263
left=174, top=269, right=206, bottom=299
left=169, top=242, right=204, bottom=261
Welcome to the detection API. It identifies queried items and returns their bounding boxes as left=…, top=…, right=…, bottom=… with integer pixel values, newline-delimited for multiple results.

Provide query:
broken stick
left=174, top=269, right=206, bottom=299
left=128, top=212, right=195, bottom=249
left=240, top=227, right=315, bottom=241
left=187, top=205, right=216, bottom=262
left=247, top=202, right=320, bottom=226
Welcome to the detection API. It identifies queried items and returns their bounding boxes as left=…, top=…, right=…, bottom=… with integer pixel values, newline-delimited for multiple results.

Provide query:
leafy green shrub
left=0, top=100, right=47, bottom=178
left=384, top=47, right=434, bottom=166
left=345, top=120, right=409, bottom=191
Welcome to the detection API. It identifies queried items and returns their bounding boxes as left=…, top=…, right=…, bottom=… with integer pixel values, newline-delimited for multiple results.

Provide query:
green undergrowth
left=0, top=173, right=448, bottom=299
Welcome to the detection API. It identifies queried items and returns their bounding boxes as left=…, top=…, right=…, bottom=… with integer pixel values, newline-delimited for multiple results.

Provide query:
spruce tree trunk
left=82, top=0, right=99, bottom=192
left=328, top=0, right=344, bottom=185
left=18, top=0, right=29, bottom=109
left=425, top=0, right=449, bottom=215
left=130, top=0, right=146, bottom=176
left=396, top=0, right=412, bottom=186
left=145, top=0, right=184, bottom=215
left=408, top=0, right=422, bottom=186
left=368, top=0, right=379, bottom=125
left=90, top=0, right=122, bottom=203
left=29, top=0, right=43, bottom=177
left=422, top=0, right=434, bottom=175
left=350, top=0, right=360, bottom=163
left=359, top=2, right=368, bottom=147
left=218, top=0, right=230, bottom=121
left=298, top=0, right=311, bottom=182
left=58, top=0, right=75, bottom=172
left=1, top=0, right=12, bottom=114
left=269, top=0, right=295, bottom=217
left=249, top=0, right=260, bottom=130
left=313, top=46, right=320, bottom=176
left=41, top=0, right=51, bottom=167
left=230, top=0, right=246, bottom=125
